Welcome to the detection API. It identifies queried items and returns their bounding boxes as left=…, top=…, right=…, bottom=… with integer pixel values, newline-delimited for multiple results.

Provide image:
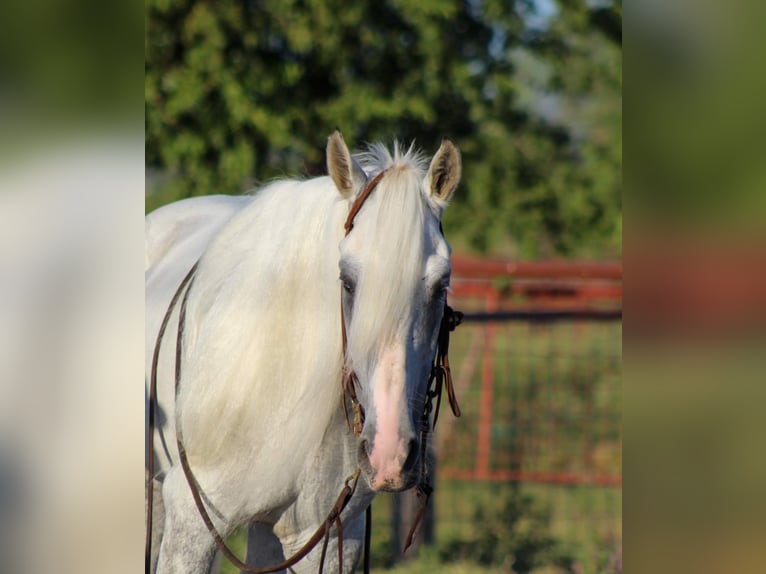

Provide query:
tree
left=146, top=0, right=621, bottom=258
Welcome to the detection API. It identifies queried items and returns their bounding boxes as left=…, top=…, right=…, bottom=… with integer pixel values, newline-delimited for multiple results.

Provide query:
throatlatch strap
left=146, top=261, right=199, bottom=572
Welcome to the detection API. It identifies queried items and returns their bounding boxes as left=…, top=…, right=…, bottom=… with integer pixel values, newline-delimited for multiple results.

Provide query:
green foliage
left=146, top=0, right=621, bottom=257
left=438, top=484, right=571, bottom=573
left=372, top=548, right=496, bottom=574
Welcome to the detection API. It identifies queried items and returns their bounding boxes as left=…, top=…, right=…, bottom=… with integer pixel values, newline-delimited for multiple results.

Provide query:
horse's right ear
left=327, top=130, right=367, bottom=199
left=426, top=139, right=461, bottom=208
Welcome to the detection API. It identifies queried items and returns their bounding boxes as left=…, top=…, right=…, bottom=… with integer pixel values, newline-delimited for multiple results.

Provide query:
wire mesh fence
left=370, top=259, right=622, bottom=573
left=440, top=318, right=621, bottom=484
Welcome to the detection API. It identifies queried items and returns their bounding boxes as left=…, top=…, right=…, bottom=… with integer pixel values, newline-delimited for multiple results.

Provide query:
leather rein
left=145, top=169, right=462, bottom=573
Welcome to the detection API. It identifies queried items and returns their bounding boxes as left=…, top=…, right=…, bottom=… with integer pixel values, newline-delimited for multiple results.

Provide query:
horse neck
left=178, top=177, right=350, bottom=467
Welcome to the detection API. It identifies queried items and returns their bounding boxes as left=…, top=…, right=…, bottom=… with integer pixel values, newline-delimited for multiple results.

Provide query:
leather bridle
left=145, top=169, right=462, bottom=573
left=338, top=169, right=464, bottom=553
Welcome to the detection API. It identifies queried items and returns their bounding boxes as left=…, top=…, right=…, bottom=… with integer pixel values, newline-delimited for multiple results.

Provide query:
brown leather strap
left=344, top=170, right=387, bottom=234
left=434, top=304, right=464, bottom=426
left=177, top=432, right=359, bottom=573
left=401, top=303, right=463, bottom=553
left=403, top=483, right=433, bottom=553
left=339, top=169, right=388, bottom=436
left=363, top=505, right=372, bottom=572
left=173, top=268, right=362, bottom=574
left=146, top=261, right=199, bottom=572
left=148, top=260, right=362, bottom=574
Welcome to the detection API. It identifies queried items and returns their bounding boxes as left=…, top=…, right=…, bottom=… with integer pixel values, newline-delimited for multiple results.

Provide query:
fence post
left=475, top=287, right=499, bottom=480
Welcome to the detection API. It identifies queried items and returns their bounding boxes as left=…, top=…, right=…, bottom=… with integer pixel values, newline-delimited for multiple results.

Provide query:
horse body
left=146, top=132, right=461, bottom=573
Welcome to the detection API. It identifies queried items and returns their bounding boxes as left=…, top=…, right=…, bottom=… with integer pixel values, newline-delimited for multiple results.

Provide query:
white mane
left=177, top=177, right=348, bottom=478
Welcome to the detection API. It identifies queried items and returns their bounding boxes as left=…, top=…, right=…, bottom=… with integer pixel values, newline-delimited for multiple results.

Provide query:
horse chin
left=366, top=472, right=418, bottom=493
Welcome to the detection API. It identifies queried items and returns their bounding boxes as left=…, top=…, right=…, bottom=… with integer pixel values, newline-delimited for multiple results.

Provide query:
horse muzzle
left=358, top=433, right=419, bottom=492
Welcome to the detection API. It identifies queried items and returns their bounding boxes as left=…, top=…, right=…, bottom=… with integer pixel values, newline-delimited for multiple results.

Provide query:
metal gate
left=378, top=257, right=622, bottom=572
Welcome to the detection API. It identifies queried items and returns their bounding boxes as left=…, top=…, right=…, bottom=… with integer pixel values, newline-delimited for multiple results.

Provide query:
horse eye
left=432, top=278, right=450, bottom=300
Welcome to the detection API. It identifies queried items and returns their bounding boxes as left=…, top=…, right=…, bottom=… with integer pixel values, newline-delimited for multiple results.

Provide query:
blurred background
left=145, top=0, right=622, bottom=261
left=6, top=0, right=766, bottom=573
left=145, top=1, right=622, bottom=573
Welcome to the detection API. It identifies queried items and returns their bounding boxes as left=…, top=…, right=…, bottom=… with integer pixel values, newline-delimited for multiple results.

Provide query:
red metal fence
left=374, top=256, right=622, bottom=569
left=439, top=255, right=622, bottom=486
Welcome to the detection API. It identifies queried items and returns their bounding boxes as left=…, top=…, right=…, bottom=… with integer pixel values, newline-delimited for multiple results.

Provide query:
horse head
left=327, top=131, right=461, bottom=492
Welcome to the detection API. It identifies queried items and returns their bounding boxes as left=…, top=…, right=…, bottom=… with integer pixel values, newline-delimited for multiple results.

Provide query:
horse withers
left=146, top=131, right=461, bottom=573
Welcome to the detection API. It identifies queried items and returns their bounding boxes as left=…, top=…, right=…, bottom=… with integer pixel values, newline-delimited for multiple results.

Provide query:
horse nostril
left=357, top=438, right=374, bottom=478
left=359, top=438, right=371, bottom=458
left=402, top=438, right=418, bottom=472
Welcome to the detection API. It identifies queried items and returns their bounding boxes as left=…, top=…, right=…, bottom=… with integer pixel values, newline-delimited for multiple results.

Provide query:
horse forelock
left=354, top=140, right=430, bottom=181
left=343, top=148, right=442, bottom=377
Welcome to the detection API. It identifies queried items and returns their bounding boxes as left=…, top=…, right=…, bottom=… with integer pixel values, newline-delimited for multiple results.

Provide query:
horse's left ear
left=327, top=130, right=367, bottom=199
left=426, top=139, right=461, bottom=208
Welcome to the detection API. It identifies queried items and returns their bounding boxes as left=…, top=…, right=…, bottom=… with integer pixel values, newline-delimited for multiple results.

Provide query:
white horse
left=145, top=131, right=461, bottom=573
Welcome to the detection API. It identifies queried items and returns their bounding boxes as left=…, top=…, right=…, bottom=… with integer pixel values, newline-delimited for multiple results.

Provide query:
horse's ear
left=327, top=130, right=367, bottom=199
left=426, top=139, right=461, bottom=208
